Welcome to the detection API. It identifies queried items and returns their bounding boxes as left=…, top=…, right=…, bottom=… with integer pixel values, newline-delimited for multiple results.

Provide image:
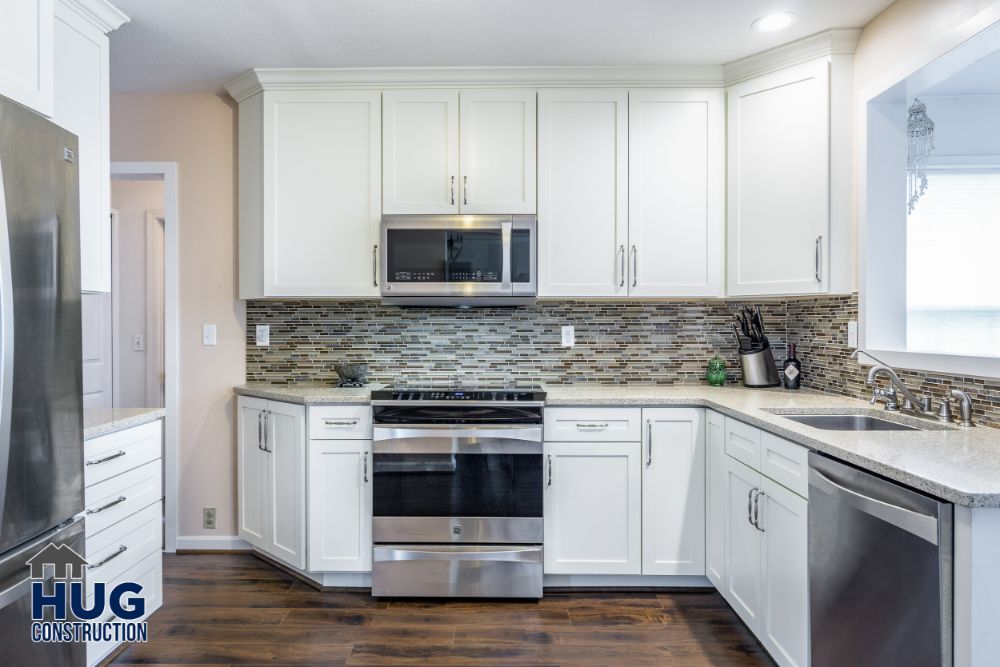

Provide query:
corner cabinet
left=0, top=0, right=54, bottom=117
left=237, top=90, right=381, bottom=298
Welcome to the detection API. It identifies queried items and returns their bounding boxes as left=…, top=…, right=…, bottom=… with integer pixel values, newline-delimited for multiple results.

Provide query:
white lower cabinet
left=543, top=440, right=642, bottom=575
left=705, top=410, right=727, bottom=587
left=724, top=454, right=765, bottom=628
left=308, top=440, right=372, bottom=572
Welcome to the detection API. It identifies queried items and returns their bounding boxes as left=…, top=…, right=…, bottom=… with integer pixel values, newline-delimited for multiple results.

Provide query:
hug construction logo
left=25, top=542, right=149, bottom=644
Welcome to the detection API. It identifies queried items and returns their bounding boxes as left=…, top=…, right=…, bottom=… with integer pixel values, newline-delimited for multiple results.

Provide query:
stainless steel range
left=370, top=387, right=545, bottom=598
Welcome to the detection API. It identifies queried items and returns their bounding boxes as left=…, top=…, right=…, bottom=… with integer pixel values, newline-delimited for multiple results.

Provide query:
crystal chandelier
left=906, top=98, right=935, bottom=214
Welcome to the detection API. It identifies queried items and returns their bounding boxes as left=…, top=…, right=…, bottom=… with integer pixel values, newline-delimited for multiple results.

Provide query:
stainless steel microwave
left=379, top=215, right=537, bottom=306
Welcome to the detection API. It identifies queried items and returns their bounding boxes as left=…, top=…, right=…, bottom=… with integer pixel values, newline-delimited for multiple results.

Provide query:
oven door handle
left=374, top=545, right=542, bottom=563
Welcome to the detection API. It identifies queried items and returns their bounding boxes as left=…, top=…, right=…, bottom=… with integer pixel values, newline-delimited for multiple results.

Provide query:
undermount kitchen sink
left=782, top=414, right=922, bottom=432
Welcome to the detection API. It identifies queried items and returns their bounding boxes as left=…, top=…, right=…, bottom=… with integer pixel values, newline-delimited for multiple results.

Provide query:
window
left=906, top=168, right=1000, bottom=356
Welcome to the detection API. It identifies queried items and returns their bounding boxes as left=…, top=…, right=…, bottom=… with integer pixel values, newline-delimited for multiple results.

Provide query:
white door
left=537, top=89, right=628, bottom=297
left=628, top=89, right=724, bottom=297
left=0, top=0, right=53, bottom=116
left=544, top=440, right=641, bottom=575
left=308, top=441, right=372, bottom=572
left=81, top=292, right=113, bottom=410
left=54, top=3, right=111, bottom=292
left=265, top=401, right=306, bottom=568
left=237, top=397, right=269, bottom=550
left=383, top=89, right=459, bottom=214
left=705, top=410, right=727, bottom=588
left=641, top=408, right=705, bottom=575
left=263, top=90, right=381, bottom=296
left=724, top=455, right=763, bottom=632
left=760, top=477, right=810, bottom=667
left=727, top=59, right=830, bottom=296
left=458, top=89, right=536, bottom=214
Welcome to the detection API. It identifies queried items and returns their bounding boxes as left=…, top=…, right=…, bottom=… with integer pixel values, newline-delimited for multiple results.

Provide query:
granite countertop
left=233, top=382, right=1000, bottom=508
left=84, top=407, right=166, bottom=440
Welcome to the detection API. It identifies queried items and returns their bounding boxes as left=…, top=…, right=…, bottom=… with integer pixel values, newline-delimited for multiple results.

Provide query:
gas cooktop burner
left=371, top=386, right=545, bottom=402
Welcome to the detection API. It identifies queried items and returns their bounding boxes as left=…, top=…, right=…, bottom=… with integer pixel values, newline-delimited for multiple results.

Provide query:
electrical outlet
left=132, top=334, right=144, bottom=352
left=561, top=325, right=575, bottom=347
left=847, top=320, right=858, bottom=348
left=203, top=507, right=217, bottom=530
left=202, top=324, right=217, bottom=346
left=255, top=324, right=270, bottom=346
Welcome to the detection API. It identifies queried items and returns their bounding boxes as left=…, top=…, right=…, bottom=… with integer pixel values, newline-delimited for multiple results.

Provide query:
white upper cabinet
left=727, top=58, right=832, bottom=296
left=382, top=89, right=459, bottom=214
left=54, top=0, right=127, bottom=294
left=537, top=89, right=628, bottom=297
left=628, top=89, right=724, bottom=297
left=0, top=0, right=54, bottom=116
left=239, top=90, right=381, bottom=298
left=459, top=89, right=536, bottom=214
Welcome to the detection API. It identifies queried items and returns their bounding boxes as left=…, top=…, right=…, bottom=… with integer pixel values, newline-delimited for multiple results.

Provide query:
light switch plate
left=255, top=324, right=270, bottom=347
left=847, top=320, right=858, bottom=347
left=202, top=324, right=217, bottom=346
left=561, top=325, right=575, bottom=347
left=132, top=334, right=144, bottom=352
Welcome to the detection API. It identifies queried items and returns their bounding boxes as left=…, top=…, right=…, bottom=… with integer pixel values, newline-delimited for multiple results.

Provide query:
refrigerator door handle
left=0, top=158, right=15, bottom=532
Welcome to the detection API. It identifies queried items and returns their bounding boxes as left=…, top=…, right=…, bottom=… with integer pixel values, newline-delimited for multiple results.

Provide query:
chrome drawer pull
left=86, top=495, right=126, bottom=515
left=575, top=423, right=609, bottom=430
left=88, top=545, right=127, bottom=570
left=86, top=450, right=126, bottom=466
left=324, top=419, right=358, bottom=427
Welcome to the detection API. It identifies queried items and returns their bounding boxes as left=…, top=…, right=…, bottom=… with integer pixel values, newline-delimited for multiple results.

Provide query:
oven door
left=372, top=424, right=543, bottom=544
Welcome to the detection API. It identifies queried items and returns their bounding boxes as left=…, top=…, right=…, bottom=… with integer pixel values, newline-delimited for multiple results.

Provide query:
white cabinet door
left=0, top=0, right=53, bottom=116
left=705, top=410, right=727, bottom=588
left=459, top=89, right=536, bottom=214
left=308, top=441, right=372, bottom=572
left=537, top=89, right=628, bottom=297
left=724, top=455, right=763, bottom=632
left=727, top=59, right=830, bottom=296
left=383, top=89, right=459, bottom=214
left=265, top=401, right=306, bottom=568
left=237, top=397, right=269, bottom=550
left=641, top=408, right=705, bottom=575
left=544, top=440, right=641, bottom=575
left=262, top=90, right=380, bottom=296
left=54, top=1, right=111, bottom=292
left=760, top=477, right=809, bottom=667
left=628, top=89, right=724, bottom=297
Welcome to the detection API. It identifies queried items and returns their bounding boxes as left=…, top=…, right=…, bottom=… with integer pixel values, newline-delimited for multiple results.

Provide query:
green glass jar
left=706, top=355, right=727, bottom=387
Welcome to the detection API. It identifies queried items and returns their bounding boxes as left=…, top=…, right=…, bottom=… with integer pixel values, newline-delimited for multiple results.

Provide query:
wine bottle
left=783, top=343, right=802, bottom=390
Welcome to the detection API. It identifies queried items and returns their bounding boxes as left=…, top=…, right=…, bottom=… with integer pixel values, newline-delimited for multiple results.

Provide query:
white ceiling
left=108, top=0, right=895, bottom=93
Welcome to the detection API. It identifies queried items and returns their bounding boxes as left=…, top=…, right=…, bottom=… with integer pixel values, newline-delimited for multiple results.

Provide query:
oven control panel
left=371, top=387, right=546, bottom=403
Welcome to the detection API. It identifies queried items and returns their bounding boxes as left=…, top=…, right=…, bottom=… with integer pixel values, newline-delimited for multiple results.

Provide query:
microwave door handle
left=501, top=220, right=512, bottom=293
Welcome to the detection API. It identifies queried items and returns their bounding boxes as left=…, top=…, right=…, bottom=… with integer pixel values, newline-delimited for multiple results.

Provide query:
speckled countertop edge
left=235, top=384, right=382, bottom=404
left=84, top=408, right=165, bottom=440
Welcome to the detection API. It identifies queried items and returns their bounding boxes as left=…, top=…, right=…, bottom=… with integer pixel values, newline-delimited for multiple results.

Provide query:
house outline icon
left=25, top=543, right=89, bottom=580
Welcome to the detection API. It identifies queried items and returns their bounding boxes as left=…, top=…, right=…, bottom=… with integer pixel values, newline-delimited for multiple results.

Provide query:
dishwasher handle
left=809, top=466, right=940, bottom=545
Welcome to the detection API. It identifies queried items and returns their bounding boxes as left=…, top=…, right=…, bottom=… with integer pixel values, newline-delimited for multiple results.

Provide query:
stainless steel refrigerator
left=0, top=94, right=86, bottom=666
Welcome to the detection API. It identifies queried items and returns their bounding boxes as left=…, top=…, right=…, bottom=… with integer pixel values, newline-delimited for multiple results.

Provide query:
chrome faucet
left=851, top=349, right=934, bottom=415
left=951, top=389, right=975, bottom=427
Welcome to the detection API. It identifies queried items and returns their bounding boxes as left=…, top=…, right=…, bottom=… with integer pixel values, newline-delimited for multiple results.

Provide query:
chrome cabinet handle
left=575, top=423, right=609, bottom=431
left=646, top=419, right=652, bottom=466
left=753, top=491, right=765, bottom=532
left=747, top=488, right=755, bottom=526
left=547, top=454, right=553, bottom=486
left=324, top=419, right=358, bottom=427
left=372, top=245, right=379, bottom=287
left=618, top=245, right=625, bottom=288
left=631, top=245, right=638, bottom=288
left=450, top=176, right=455, bottom=205
left=815, top=235, right=822, bottom=283
left=88, top=545, right=127, bottom=570
left=87, top=495, right=126, bottom=515
left=257, top=411, right=264, bottom=451
left=86, top=450, right=125, bottom=466
left=263, top=410, right=271, bottom=453
left=463, top=175, right=468, bottom=205
left=363, top=451, right=369, bottom=483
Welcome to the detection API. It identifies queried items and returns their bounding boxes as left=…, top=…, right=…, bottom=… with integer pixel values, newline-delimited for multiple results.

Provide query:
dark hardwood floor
left=110, top=553, right=774, bottom=666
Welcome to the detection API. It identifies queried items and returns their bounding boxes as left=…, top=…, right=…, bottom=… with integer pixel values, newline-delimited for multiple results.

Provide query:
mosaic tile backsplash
left=246, top=294, right=1000, bottom=428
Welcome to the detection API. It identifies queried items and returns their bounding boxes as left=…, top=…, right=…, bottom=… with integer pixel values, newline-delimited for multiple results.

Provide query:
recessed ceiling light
left=752, top=12, right=798, bottom=32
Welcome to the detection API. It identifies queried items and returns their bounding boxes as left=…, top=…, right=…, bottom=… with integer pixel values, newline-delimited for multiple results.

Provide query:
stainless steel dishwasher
left=808, top=453, right=952, bottom=667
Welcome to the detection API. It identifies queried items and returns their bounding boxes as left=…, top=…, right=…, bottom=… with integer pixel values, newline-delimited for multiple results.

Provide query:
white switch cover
left=255, top=325, right=270, bottom=347
left=561, top=325, right=575, bottom=347
left=132, top=334, right=144, bottom=352
left=847, top=320, right=858, bottom=347
left=202, top=324, right=217, bottom=346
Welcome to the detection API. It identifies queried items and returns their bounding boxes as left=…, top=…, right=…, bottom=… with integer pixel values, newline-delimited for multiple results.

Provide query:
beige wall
left=111, top=94, right=245, bottom=539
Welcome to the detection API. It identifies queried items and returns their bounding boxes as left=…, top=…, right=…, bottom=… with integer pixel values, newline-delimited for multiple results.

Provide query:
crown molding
left=723, top=28, right=861, bottom=85
left=224, top=65, right=726, bottom=102
left=59, top=0, right=130, bottom=33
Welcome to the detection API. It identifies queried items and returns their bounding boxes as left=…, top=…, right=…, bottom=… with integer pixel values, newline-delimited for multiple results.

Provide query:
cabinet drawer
left=724, top=417, right=761, bottom=469
left=309, top=405, right=372, bottom=440
left=544, top=408, right=641, bottom=442
left=85, top=501, right=162, bottom=601
left=86, top=549, right=163, bottom=667
left=84, top=420, right=162, bottom=487
left=761, top=432, right=809, bottom=499
left=84, top=460, right=162, bottom=538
